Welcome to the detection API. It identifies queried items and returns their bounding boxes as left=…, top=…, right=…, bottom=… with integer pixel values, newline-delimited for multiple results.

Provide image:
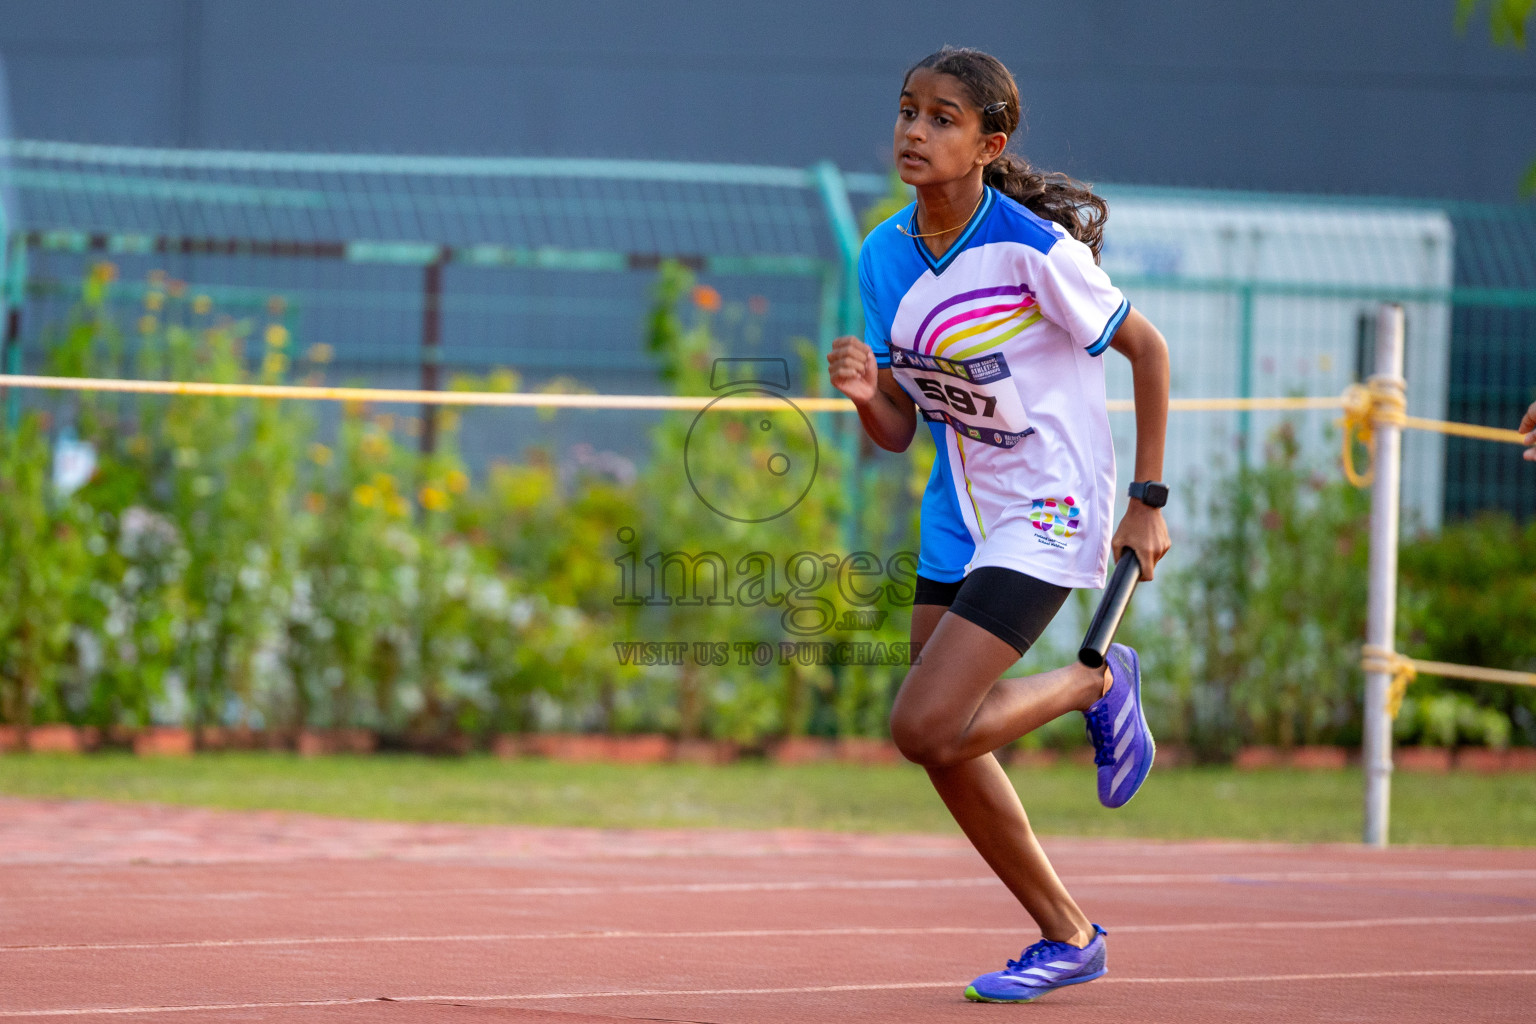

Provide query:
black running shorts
left=913, top=566, right=1071, bottom=656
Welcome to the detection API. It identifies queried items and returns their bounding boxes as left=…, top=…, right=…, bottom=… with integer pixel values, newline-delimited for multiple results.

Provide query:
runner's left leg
left=897, top=607, right=1106, bottom=946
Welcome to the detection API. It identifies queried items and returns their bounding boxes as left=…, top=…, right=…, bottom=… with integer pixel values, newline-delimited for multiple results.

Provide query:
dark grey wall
left=1, top=0, right=1533, bottom=199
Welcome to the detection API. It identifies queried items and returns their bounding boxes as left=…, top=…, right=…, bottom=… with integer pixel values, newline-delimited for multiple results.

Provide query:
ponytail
left=906, top=47, right=1109, bottom=263
left=984, top=153, right=1108, bottom=263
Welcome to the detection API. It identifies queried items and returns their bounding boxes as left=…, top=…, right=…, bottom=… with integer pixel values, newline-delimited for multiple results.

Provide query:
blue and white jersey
left=860, top=186, right=1128, bottom=589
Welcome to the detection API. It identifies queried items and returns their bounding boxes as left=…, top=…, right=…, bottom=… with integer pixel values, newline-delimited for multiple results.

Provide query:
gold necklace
left=897, top=190, right=986, bottom=239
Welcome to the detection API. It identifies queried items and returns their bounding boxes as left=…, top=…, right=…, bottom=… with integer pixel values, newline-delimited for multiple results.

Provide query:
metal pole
left=811, top=162, right=864, bottom=552
left=419, top=252, right=445, bottom=455
left=1, top=236, right=25, bottom=430
left=1362, top=303, right=1406, bottom=849
left=1236, top=282, right=1254, bottom=467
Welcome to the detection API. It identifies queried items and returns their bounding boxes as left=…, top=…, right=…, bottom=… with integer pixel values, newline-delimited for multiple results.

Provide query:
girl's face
left=894, top=68, right=1007, bottom=188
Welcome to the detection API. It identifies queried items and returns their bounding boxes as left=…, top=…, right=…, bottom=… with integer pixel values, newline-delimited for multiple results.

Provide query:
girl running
left=826, top=46, right=1172, bottom=1003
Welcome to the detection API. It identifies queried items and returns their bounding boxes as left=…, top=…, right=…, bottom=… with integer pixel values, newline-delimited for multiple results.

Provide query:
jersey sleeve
left=1030, top=234, right=1130, bottom=357
left=857, top=245, right=892, bottom=369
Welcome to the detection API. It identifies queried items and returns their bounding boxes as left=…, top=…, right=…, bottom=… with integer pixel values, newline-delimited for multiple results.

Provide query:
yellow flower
left=419, top=485, right=450, bottom=512
left=306, top=343, right=334, bottom=364
left=359, top=432, right=389, bottom=458
left=386, top=495, right=410, bottom=518
left=91, top=261, right=118, bottom=283
left=192, top=295, right=213, bottom=315
left=446, top=469, right=470, bottom=494
left=143, top=291, right=164, bottom=312
left=125, top=435, right=149, bottom=457
left=343, top=399, right=367, bottom=418
left=489, top=367, right=521, bottom=392
left=138, top=314, right=159, bottom=335
left=440, top=410, right=461, bottom=433
left=265, top=324, right=290, bottom=349
left=308, top=442, right=333, bottom=466
left=352, top=483, right=379, bottom=508
left=371, top=471, right=395, bottom=493
left=261, top=351, right=288, bottom=377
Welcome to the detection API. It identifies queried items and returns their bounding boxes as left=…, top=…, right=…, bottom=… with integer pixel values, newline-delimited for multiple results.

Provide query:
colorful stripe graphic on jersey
left=915, top=284, right=1044, bottom=357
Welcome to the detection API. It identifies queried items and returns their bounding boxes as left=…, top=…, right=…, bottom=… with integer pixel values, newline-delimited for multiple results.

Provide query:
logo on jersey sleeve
left=1029, top=497, right=1081, bottom=550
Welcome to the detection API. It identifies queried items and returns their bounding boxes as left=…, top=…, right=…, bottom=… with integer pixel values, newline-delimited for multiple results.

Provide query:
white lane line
left=0, top=999, right=379, bottom=1019
left=2, top=877, right=999, bottom=902
left=6, top=912, right=1535, bottom=954
left=5, top=970, right=1536, bottom=1018
left=1107, top=968, right=1536, bottom=984
left=9, top=866, right=1536, bottom=903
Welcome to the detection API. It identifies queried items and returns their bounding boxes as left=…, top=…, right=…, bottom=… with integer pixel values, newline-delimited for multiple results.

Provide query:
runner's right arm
left=827, top=335, right=917, bottom=452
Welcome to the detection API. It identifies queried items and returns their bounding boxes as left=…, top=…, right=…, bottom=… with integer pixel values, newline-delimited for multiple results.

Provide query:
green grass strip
left=1, top=752, right=1532, bottom=846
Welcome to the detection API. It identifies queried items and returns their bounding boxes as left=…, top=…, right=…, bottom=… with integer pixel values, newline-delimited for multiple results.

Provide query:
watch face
left=1144, top=483, right=1169, bottom=507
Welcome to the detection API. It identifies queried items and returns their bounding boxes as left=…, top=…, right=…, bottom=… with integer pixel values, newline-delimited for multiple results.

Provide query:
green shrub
left=1130, top=425, right=1371, bottom=759
left=2, top=261, right=914, bottom=745
left=1135, top=422, right=1528, bottom=758
left=1398, top=513, right=1536, bottom=747
left=16, top=263, right=1525, bottom=754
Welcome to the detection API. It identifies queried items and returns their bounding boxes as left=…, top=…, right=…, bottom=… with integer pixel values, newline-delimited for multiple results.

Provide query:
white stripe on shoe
left=1113, top=690, right=1136, bottom=734
left=1110, top=757, right=1137, bottom=795
left=1114, top=729, right=1136, bottom=761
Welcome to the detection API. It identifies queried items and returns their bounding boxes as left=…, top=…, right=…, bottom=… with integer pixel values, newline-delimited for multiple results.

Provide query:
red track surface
left=4, top=797, right=1534, bottom=1022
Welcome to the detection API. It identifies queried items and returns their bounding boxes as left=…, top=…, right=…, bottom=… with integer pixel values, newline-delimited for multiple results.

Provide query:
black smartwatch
left=1128, top=481, right=1169, bottom=509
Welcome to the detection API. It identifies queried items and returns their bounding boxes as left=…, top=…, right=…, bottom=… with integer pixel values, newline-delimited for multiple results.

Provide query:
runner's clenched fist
left=827, top=335, right=879, bottom=406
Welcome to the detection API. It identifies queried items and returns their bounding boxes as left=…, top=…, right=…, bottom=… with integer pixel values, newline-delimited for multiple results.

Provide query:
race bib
left=890, top=347, right=1034, bottom=449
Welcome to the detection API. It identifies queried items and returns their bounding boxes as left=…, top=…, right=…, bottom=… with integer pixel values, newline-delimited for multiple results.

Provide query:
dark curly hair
left=905, top=46, right=1108, bottom=263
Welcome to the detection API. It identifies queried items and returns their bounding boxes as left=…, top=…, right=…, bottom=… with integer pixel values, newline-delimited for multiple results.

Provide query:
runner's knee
left=889, top=706, right=966, bottom=767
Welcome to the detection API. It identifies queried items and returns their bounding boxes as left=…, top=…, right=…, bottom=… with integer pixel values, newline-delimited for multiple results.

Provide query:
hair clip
left=984, top=101, right=1008, bottom=115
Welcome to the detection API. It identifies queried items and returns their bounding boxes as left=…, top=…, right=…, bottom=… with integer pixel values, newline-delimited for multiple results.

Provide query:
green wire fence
left=0, top=140, right=1531, bottom=758
left=0, top=139, right=1532, bottom=525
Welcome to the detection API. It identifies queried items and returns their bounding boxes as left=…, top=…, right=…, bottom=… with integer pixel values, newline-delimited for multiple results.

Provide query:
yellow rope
left=1163, top=396, right=1348, bottom=413
left=0, top=375, right=1524, bottom=447
left=0, top=374, right=855, bottom=413
left=1361, top=645, right=1418, bottom=718
left=1361, top=645, right=1536, bottom=718
left=1403, top=658, right=1536, bottom=689
left=1338, top=377, right=1407, bottom=488
left=1402, top=416, right=1527, bottom=445
left=0, top=375, right=1352, bottom=414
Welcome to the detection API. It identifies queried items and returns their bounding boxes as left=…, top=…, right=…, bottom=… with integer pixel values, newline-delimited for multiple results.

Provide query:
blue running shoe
left=1083, top=642, right=1156, bottom=808
left=963, top=925, right=1108, bottom=1003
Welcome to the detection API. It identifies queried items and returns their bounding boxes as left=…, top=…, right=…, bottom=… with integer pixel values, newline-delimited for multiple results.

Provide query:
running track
left=3, top=798, right=1533, bottom=1022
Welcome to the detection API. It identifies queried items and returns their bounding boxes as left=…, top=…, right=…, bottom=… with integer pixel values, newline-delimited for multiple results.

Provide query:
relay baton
left=1077, top=550, right=1143, bottom=669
